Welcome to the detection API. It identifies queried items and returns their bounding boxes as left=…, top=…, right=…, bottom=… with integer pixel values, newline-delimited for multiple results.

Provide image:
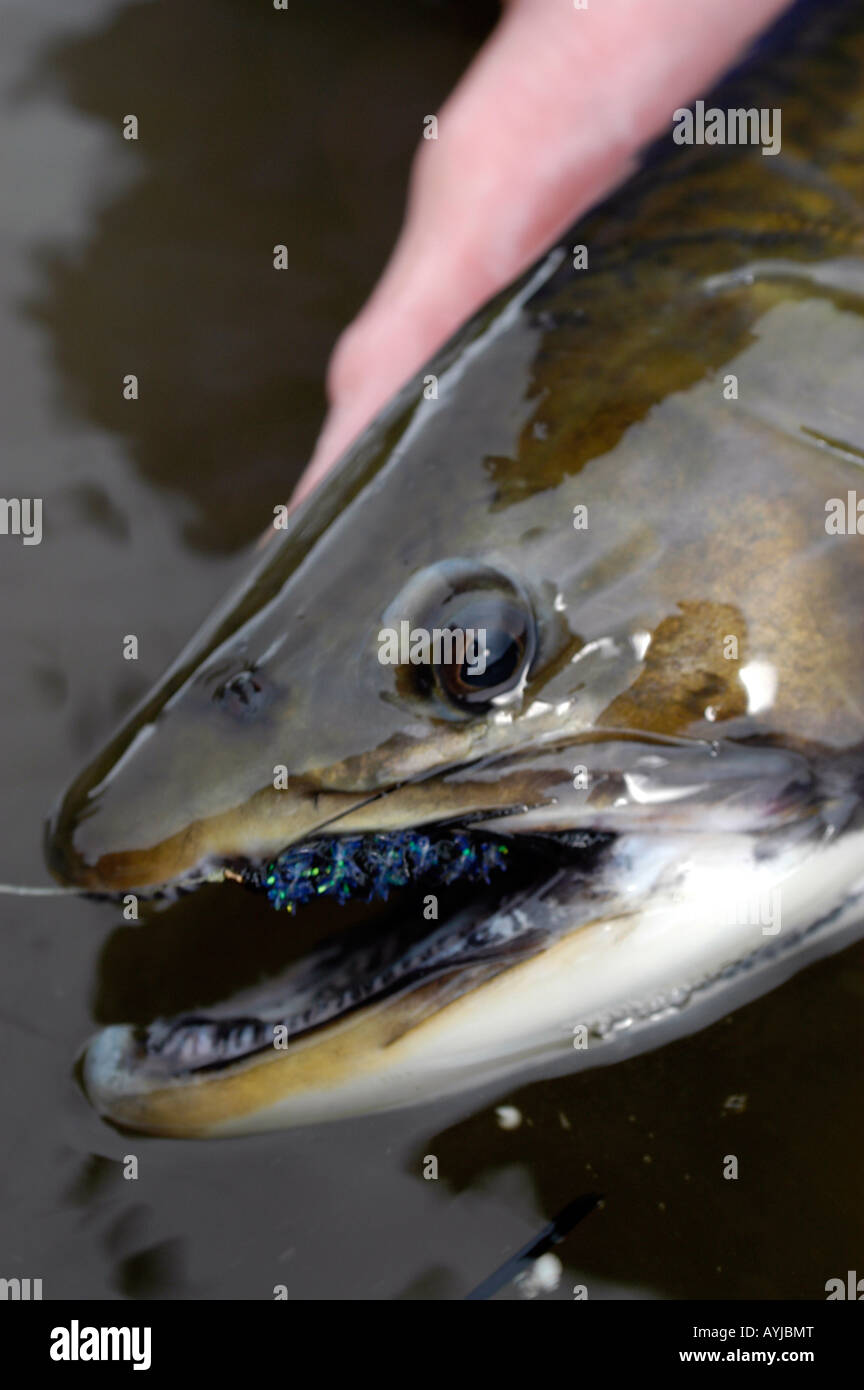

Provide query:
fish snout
left=45, top=777, right=202, bottom=895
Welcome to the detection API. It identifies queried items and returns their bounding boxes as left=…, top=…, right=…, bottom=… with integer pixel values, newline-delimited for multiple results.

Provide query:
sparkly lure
left=240, top=830, right=511, bottom=914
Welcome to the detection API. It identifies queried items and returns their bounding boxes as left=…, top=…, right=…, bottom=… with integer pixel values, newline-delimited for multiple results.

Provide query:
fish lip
left=82, top=822, right=615, bottom=1094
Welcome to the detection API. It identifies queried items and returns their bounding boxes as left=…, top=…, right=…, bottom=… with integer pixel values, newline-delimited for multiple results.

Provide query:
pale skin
left=293, top=0, right=792, bottom=505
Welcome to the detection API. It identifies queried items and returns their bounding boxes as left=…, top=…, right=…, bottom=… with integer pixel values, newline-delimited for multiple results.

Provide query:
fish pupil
left=433, top=593, right=535, bottom=707
left=458, top=629, right=521, bottom=691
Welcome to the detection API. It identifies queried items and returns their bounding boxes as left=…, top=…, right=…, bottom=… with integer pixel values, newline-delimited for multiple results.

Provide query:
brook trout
left=49, top=0, right=864, bottom=1135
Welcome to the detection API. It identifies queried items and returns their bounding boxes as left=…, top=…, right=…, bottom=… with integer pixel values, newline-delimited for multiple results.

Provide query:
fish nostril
left=214, top=669, right=268, bottom=718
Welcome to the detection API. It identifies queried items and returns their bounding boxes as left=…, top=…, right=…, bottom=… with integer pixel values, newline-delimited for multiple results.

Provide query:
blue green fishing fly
left=239, top=830, right=512, bottom=914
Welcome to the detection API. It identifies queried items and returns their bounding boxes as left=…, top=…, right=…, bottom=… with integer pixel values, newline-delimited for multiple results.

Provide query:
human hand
left=295, top=0, right=792, bottom=503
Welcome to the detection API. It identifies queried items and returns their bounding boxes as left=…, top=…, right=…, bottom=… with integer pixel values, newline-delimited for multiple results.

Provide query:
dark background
left=0, top=0, right=861, bottom=1300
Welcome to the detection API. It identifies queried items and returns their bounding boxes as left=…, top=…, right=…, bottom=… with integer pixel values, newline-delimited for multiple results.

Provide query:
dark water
left=1, top=0, right=862, bottom=1301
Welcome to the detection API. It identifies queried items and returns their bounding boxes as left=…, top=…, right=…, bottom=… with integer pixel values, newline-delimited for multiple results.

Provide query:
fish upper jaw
left=46, top=728, right=823, bottom=897
left=44, top=765, right=388, bottom=896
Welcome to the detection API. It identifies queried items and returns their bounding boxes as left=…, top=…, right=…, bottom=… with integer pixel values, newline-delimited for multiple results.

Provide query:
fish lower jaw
left=80, top=814, right=864, bottom=1136
left=80, top=824, right=614, bottom=1124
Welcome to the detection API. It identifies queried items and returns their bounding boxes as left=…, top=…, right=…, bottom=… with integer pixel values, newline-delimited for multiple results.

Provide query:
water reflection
left=423, top=940, right=864, bottom=1299
left=24, top=0, right=498, bottom=552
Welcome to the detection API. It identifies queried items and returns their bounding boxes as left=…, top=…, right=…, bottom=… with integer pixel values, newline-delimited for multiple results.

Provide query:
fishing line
left=0, top=777, right=537, bottom=906
left=0, top=883, right=88, bottom=896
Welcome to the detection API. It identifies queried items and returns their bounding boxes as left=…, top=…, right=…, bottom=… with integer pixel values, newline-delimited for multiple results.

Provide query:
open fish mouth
left=84, top=821, right=615, bottom=1090
left=80, top=738, right=864, bottom=1139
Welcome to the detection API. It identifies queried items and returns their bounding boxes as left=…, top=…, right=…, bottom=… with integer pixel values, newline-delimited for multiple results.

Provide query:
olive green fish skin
left=45, top=0, right=864, bottom=1134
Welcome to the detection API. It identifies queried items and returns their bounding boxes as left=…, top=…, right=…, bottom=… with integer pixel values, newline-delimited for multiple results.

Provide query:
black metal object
left=464, top=1192, right=603, bottom=1300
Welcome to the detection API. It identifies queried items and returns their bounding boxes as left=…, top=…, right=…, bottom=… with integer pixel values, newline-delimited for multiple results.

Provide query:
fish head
left=47, top=240, right=864, bottom=1135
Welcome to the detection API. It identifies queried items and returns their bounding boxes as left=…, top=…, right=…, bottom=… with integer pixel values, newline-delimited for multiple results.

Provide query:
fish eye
left=433, top=594, right=536, bottom=708
left=214, top=669, right=266, bottom=718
